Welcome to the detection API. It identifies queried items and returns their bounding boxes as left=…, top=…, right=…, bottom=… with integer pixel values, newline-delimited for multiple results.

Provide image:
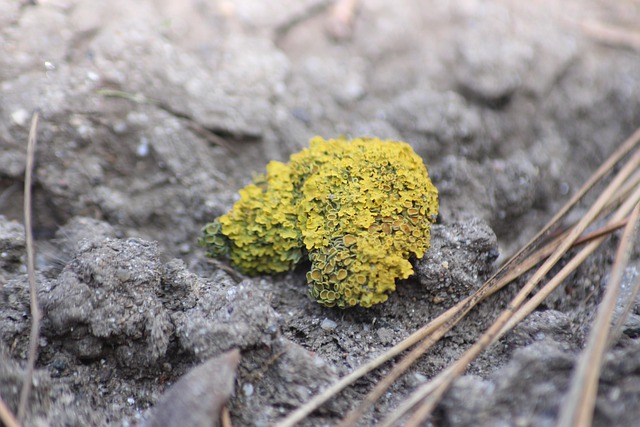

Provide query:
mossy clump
left=199, top=136, right=439, bottom=308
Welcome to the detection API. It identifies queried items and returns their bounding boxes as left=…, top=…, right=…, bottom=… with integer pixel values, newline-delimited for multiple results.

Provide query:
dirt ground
left=1, top=0, right=640, bottom=426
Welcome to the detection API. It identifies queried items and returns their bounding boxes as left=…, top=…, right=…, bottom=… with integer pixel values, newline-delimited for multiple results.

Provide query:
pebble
left=320, top=318, right=337, bottom=331
left=243, top=383, right=254, bottom=397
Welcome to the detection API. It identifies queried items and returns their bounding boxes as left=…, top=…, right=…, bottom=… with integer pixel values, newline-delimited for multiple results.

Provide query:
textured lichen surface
left=200, top=137, right=439, bottom=308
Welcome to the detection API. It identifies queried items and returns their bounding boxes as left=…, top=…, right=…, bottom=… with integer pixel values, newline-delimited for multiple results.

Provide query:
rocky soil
left=1, top=0, right=640, bottom=426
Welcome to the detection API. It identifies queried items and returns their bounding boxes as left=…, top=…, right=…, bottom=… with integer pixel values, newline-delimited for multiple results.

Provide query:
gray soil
left=1, top=1, right=640, bottom=426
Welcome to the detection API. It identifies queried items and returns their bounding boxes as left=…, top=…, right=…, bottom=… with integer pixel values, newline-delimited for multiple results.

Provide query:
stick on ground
left=558, top=202, right=640, bottom=427
left=18, top=112, right=42, bottom=422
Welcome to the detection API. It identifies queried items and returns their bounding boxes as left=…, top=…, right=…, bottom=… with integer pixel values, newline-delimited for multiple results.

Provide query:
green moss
left=199, top=137, right=439, bottom=308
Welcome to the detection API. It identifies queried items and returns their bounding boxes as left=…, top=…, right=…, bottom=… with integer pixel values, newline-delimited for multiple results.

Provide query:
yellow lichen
left=199, top=137, right=439, bottom=308
left=201, top=161, right=303, bottom=274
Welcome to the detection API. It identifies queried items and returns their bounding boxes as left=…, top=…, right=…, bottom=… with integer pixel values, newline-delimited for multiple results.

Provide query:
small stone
left=320, top=318, right=337, bottom=331
left=11, top=109, right=29, bottom=126
left=136, top=137, right=150, bottom=157
left=376, top=327, right=394, bottom=345
left=52, top=359, right=66, bottom=371
left=243, top=383, right=254, bottom=397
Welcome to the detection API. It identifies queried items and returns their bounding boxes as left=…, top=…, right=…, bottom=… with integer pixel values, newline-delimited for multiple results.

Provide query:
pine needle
left=557, top=202, right=640, bottom=427
left=18, top=112, right=42, bottom=422
left=498, top=183, right=640, bottom=339
left=0, top=393, right=22, bottom=427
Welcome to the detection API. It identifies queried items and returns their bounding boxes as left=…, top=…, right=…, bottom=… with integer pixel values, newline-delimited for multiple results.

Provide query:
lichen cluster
left=200, top=137, right=439, bottom=308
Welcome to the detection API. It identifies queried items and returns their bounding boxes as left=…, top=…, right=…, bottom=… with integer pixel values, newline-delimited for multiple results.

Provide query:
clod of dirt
left=432, top=153, right=543, bottom=255
left=0, top=215, right=25, bottom=274
left=386, top=89, right=486, bottom=159
left=442, top=339, right=574, bottom=427
left=170, top=270, right=280, bottom=360
left=0, top=341, right=108, bottom=426
left=233, top=336, right=342, bottom=427
left=41, top=237, right=173, bottom=368
left=488, top=154, right=540, bottom=231
left=1, top=274, right=49, bottom=359
left=0, top=215, right=25, bottom=289
left=452, top=2, right=577, bottom=106
left=53, top=215, right=119, bottom=256
left=144, top=349, right=240, bottom=427
left=414, top=217, right=499, bottom=304
left=613, top=265, right=640, bottom=340
left=506, top=309, right=579, bottom=350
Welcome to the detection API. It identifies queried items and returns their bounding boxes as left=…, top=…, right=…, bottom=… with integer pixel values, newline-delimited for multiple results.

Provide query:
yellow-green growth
left=200, top=161, right=303, bottom=274
left=199, top=137, right=439, bottom=308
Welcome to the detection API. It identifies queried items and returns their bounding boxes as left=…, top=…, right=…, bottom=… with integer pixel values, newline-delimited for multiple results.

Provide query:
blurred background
left=1, top=0, right=639, bottom=260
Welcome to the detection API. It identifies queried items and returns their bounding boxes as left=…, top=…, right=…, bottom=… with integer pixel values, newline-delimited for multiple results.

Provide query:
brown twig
left=18, top=112, right=42, bottom=421
left=0, top=393, right=22, bottom=427
left=558, top=202, right=640, bottom=427
left=221, top=405, right=232, bottom=427
left=581, top=19, right=640, bottom=51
